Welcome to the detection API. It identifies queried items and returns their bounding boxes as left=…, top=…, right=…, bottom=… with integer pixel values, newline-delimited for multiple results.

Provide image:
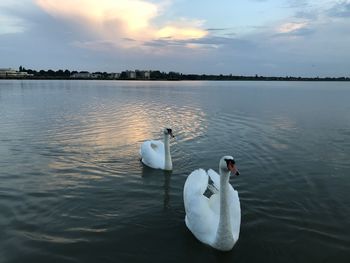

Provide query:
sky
left=0, top=0, right=349, bottom=76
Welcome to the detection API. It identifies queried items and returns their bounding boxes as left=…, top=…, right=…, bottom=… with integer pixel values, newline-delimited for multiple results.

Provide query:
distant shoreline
left=1, top=68, right=349, bottom=81
left=1, top=77, right=349, bottom=81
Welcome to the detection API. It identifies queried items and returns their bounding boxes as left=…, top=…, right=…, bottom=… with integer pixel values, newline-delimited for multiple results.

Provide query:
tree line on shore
left=6, top=66, right=350, bottom=81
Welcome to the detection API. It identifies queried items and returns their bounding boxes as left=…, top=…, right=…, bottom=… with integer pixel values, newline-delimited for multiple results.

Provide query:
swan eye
left=224, top=159, right=235, bottom=167
left=167, top=128, right=172, bottom=134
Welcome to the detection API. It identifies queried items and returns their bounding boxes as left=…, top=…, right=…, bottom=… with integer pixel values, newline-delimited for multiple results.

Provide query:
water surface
left=0, top=80, right=349, bottom=262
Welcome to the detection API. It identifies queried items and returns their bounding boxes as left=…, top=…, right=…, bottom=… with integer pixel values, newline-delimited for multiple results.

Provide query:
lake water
left=0, top=80, right=349, bottom=262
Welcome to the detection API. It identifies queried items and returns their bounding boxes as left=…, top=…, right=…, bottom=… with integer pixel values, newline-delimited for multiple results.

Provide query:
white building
left=0, top=68, right=31, bottom=78
left=135, top=70, right=151, bottom=79
left=108, top=73, right=120, bottom=79
left=90, top=73, right=102, bottom=79
left=143, top=71, right=150, bottom=80
left=126, top=70, right=136, bottom=79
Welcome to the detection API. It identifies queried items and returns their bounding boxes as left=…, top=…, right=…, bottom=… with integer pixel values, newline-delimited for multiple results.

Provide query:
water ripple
left=1, top=80, right=350, bottom=262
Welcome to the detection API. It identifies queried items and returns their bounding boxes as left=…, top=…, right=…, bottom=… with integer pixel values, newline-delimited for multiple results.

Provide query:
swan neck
left=219, top=170, right=230, bottom=223
left=214, top=169, right=234, bottom=249
left=163, top=134, right=172, bottom=170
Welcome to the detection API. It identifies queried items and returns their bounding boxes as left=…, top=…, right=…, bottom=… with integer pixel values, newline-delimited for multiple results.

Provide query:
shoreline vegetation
left=0, top=66, right=349, bottom=81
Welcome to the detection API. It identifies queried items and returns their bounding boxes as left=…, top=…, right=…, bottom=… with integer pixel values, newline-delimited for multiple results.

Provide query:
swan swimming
left=183, top=156, right=241, bottom=251
left=140, top=128, right=175, bottom=171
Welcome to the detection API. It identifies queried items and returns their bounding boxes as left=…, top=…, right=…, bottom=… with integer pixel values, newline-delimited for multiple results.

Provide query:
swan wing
left=140, top=140, right=165, bottom=169
left=228, top=185, right=241, bottom=242
left=184, top=169, right=218, bottom=246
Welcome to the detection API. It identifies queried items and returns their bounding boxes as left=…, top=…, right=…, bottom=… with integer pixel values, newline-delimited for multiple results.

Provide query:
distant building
left=125, top=70, right=136, bottom=79
left=0, top=68, right=32, bottom=78
left=135, top=70, right=151, bottom=79
left=143, top=71, right=150, bottom=80
left=71, top=72, right=91, bottom=78
left=0, top=68, right=16, bottom=77
left=140, top=70, right=150, bottom=79
left=90, top=73, right=101, bottom=79
left=108, top=73, right=120, bottom=79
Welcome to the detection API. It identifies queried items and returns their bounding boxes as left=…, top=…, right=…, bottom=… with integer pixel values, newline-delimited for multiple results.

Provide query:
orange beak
left=228, top=162, right=240, bottom=176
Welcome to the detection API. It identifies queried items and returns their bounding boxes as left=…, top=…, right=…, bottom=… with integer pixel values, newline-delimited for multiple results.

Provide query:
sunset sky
left=1, top=0, right=349, bottom=76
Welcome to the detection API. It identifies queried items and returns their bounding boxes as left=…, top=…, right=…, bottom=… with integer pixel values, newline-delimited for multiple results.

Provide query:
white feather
left=140, top=128, right=173, bottom=170
left=183, top=159, right=241, bottom=250
left=140, top=140, right=165, bottom=169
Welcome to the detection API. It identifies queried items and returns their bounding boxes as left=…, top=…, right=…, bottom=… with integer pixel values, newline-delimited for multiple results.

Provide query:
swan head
left=220, top=156, right=240, bottom=176
left=163, top=128, right=175, bottom=138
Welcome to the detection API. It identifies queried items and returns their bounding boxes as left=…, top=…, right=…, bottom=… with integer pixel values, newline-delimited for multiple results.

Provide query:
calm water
left=0, top=80, right=349, bottom=262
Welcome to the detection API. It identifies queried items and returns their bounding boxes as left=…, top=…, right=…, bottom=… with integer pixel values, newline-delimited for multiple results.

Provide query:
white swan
left=140, top=128, right=175, bottom=170
left=183, top=156, right=241, bottom=251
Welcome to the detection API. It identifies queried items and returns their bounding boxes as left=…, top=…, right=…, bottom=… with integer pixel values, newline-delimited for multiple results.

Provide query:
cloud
left=156, top=24, right=207, bottom=40
left=206, top=28, right=229, bottom=31
left=327, top=1, right=350, bottom=17
left=0, top=0, right=35, bottom=34
left=0, top=14, right=26, bottom=34
left=294, top=10, right=319, bottom=19
left=34, top=0, right=208, bottom=49
left=277, top=22, right=308, bottom=33
left=270, top=21, right=314, bottom=38
left=285, top=0, right=309, bottom=8
left=1, top=0, right=349, bottom=76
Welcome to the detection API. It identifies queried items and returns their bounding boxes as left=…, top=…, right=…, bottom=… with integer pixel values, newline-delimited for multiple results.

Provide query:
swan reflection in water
left=141, top=164, right=172, bottom=210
